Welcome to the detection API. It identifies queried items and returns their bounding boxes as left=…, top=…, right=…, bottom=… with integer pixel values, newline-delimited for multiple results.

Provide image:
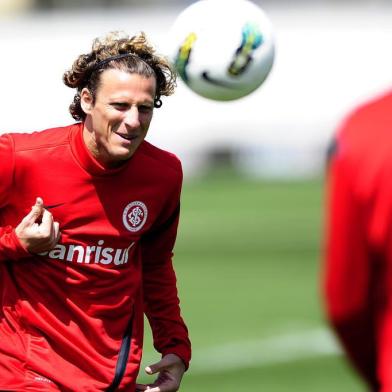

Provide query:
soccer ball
left=167, top=0, right=275, bottom=101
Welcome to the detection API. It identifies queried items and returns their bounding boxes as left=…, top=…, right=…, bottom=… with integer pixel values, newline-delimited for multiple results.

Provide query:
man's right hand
left=15, top=197, right=61, bottom=254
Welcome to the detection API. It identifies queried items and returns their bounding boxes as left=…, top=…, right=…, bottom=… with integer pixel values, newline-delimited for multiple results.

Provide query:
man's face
left=82, top=68, right=156, bottom=167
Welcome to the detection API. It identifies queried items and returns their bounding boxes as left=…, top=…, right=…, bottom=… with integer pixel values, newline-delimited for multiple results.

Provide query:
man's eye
left=139, top=106, right=153, bottom=113
left=112, top=103, right=128, bottom=110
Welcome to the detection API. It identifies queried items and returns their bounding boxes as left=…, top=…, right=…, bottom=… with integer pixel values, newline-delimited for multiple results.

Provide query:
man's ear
left=80, top=88, right=94, bottom=115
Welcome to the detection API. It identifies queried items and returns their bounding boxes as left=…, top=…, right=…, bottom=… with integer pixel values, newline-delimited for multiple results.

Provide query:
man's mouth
left=115, top=132, right=137, bottom=141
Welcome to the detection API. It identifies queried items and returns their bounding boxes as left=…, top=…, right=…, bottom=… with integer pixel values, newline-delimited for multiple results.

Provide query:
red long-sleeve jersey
left=0, top=123, right=191, bottom=391
left=324, top=90, right=392, bottom=391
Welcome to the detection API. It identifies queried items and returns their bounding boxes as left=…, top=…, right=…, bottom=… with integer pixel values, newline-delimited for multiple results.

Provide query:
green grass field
left=138, top=172, right=366, bottom=391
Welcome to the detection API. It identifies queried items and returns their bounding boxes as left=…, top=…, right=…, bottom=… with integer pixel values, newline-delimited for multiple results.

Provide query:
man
left=323, top=89, right=392, bottom=391
left=0, top=31, right=191, bottom=391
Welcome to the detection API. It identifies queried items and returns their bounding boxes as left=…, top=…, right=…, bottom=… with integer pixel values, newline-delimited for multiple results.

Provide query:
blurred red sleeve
left=0, top=134, right=31, bottom=261
left=323, top=134, right=379, bottom=390
left=141, top=200, right=191, bottom=369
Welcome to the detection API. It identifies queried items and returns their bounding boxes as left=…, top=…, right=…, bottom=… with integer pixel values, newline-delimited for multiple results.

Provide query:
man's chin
left=101, top=150, right=133, bottom=168
left=116, top=148, right=137, bottom=161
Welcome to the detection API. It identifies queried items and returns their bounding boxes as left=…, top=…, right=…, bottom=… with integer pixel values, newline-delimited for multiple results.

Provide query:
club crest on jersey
left=123, top=201, right=148, bottom=232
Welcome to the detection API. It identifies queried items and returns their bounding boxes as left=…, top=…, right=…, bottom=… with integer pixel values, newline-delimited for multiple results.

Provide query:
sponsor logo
left=123, top=201, right=148, bottom=232
left=39, top=240, right=135, bottom=266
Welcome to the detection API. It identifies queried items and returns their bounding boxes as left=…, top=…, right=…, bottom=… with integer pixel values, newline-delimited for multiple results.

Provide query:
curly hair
left=63, top=31, right=177, bottom=121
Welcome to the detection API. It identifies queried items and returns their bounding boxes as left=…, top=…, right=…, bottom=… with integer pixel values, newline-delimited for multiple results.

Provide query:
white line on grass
left=189, top=327, right=341, bottom=375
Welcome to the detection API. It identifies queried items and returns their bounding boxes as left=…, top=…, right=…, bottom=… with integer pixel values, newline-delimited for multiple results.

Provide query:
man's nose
left=124, top=106, right=140, bottom=128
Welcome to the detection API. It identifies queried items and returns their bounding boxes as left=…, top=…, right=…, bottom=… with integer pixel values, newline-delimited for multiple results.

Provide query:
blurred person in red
left=323, top=89, right=392, bottom=391
left=0, top=31, right=190, bottom=391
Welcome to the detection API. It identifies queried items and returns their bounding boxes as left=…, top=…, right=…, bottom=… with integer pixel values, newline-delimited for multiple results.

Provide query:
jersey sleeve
left=323, top=131, right=379, bottom=390
left=0, top=134, right=31, bottom=261
left=140, top=168, right=191, bottom=369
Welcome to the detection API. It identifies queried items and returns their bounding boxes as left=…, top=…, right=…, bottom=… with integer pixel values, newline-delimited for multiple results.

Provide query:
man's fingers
left=41, top=212, right=61, bottom=248
left=136, top=386, right=162, bottom=392
left=23, top=197, right=44, bottom=224
left=41, top=208, right=53, bottom=224
left=53, top=221, right=61, bottom=243
left=145, top=363, right=160, bottom=375
left=140, top=355, right=183, bottom=392
left=15, top=197, right=61, bottom=253
left=40, top=209, right=54, bottom=237
left=32, top=197, right=44, bottom=217
left=145, top=356, right=171, bottom=375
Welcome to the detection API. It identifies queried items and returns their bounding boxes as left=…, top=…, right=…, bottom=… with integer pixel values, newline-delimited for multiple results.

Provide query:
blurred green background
left=139, top=170, right=366, bottom=391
